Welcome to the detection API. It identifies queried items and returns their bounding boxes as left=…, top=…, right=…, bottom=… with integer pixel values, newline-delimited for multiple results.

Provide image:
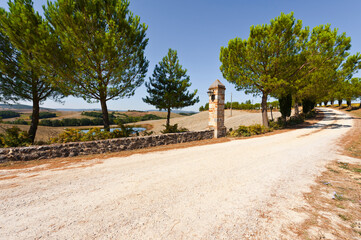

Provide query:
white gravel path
left=0, top=108, right=356, bottom=239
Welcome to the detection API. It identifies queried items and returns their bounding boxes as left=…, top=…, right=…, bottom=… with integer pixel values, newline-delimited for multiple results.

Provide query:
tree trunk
left=323, top=101, right=328, bottom=106
left=338, top=99, right=342, bottom=107
left=166, top=107, right=171, bottom=127
left=346, top=99, right=351, bottom=108
left=330, top=99, right=334, bottom=106
left=28, top=98, right=40, bottom=143
left=100, top=98, right=110, bottom=131
left=261, top=93, right=269, bottom=127
left=294, top=103, right=300, bottom=117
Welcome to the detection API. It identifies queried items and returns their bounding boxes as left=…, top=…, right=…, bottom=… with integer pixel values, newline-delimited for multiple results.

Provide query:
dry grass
left=285, top=106, right=361, bottom=239
left=341, top=107, right=361, bottom=159
left=0, top=124, right=64, bottom=142
left=0, top=110, right=183, bottom=142
left=287, top=161, right=361, bottom=239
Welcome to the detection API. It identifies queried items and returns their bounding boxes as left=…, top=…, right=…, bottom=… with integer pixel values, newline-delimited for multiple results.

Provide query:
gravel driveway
left=0, top=108, right=355, bottom=239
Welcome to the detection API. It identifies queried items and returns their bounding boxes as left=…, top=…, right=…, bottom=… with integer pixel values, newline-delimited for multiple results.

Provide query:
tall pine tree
left=44, top=0, right=149, bottom=131
left=0, top=0, right=62, bottom=143
left=143, top=49, right=199, bottom=128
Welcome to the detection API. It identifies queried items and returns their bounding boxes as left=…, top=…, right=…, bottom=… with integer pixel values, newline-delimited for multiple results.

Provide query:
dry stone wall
left=0, top=130, right=214, bottom=163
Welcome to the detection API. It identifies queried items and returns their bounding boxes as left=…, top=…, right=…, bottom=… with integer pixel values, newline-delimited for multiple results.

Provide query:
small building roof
left=209, top=79, right=225, bottom=89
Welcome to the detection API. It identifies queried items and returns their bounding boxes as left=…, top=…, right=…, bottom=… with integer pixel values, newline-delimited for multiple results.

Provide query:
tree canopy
left=0, top=0, right=62, bottom=142
left=220, top=12, right=359, bottom=125
left=143, top=49, right=199, bottom=127
left=44, top=0, right=149, bottom=131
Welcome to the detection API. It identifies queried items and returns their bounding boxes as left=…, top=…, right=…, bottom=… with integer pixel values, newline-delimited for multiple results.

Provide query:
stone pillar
left=208, top=79, right=226, bottom=138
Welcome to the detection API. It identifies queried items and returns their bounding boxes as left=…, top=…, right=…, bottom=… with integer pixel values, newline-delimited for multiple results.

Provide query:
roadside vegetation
left=220, top=12, right=361, bottom=128
left=229, top=109, right=316, bottom=137
left=199, top=100, right=280, bottom=112
left=289, top=160, right=361, bottom=239
left=51, top=125, right=136, bottom=144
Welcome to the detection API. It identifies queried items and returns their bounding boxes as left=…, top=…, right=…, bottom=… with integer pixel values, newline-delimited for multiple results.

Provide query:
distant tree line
left=199, top=100, right=279, bottom=111
left=39, top=118, right=107, bottom=127
left=37, top=112, right=165, bottom=127
left=30, top=112, right=56, bottom=119
left=0, top=110, right=20, bottom=119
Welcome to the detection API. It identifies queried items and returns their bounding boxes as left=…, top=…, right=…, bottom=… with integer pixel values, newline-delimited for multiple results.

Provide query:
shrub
left=142, top=130, right=154, bottom=136
left=228, top=124, right=271, bottom=137
left=51, top=125, right=135, bottom=143
left=0, top=111, right=20, bottom=119
left=161, top=124, right=188, bottom=134
left=268, top=120, right=281, bottom=130
left=0, top=126, right=31, bottom=147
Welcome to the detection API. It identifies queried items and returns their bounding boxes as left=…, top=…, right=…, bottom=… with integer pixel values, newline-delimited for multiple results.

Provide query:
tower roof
left=209, top=79, right=225, bottom=89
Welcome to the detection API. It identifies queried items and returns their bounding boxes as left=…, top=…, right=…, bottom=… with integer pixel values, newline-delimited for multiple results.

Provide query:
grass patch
left=287, top=161, right=361, bottom=239
left=338, top=214, right=350, bottom=221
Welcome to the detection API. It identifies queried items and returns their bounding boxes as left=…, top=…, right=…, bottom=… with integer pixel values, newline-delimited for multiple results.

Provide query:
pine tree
left=44, top=0, right=149, bottom=131
left=143, top=49, right=199, bottom=128
left=0, top=0, right=62, bottom=143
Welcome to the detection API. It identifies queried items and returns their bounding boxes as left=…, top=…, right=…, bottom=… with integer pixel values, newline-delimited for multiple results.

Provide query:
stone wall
left=0, top=130, right=214, bottom=163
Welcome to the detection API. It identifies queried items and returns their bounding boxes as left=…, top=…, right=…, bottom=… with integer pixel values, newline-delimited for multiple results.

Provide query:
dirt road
left=0, top=108, right=357, bottom=239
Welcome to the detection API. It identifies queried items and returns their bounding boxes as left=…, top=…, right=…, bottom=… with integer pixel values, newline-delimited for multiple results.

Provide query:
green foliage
left=40, top=118, right=104, bottom=127
left=0, top=111, right=20, bottom=119
left=0, top=0, right=63, bottom=142
left=0, top=126, right=31, bottom=147
left=229, top=124, right=271, bottom=137
left=199, top=103, right=209, bottom=111
left=30, top=112, right=56, bottom=119
left=4, top=119, right=28, bottom=125
left=44, top=0, right=149, bottom=130
left=143, top=49, right=199, bottom=127
left=200, top=100, right=279, bottom=111
left=279, top=94, right=292, bottom=119
left=160, top=124, right=188, bottom=134
left=178, top=112, right=196, bottom=116
left=115, top=113, right=163, bottom=124
left=302, top=98, right=316, bottom=114
left=141, top=130, right=154, bottom=136
left=51, top=125, right=135, bottom=144
left=220, top=12, right=307, bottom=126
left=81, top=112, right=105, bottom=118
left=220, top=12, right=356, bottom=127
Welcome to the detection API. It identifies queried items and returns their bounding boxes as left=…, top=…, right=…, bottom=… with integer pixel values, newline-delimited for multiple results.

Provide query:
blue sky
left=1, top=0, right=361, bottom=111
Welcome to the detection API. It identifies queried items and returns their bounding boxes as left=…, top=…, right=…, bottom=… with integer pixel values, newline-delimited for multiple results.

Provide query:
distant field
left=0, top=124, right=65, bottom=142
left=0, top=110, right=183, bottom=142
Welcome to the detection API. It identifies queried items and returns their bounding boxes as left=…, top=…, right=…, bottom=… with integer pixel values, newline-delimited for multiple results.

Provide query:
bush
left=0, top=126, right=31, bottom=147
left=161, top=124, right=188, bottom=134
left=304, top=109, right=316, bottom=119
left=268, top=120, right=281, bottom=130
left=0, top=111, right=20, bottom=119
left=228, top=124, right=271, bottom=137
left=51, top=125, right=135, bottom=143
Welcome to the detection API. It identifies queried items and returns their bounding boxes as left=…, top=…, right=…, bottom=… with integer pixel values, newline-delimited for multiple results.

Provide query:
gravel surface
left=0, top=108, right=356, bottom=239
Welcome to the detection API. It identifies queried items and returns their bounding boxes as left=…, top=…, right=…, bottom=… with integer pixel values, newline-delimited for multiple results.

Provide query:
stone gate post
left=208, top=79, right=226, bottom=138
